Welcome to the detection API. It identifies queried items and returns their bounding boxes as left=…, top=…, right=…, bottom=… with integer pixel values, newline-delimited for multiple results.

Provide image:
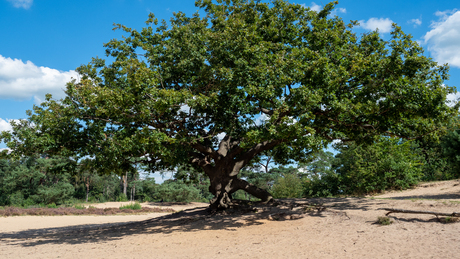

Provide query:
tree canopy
left=1, top=0, right=457, bottom=209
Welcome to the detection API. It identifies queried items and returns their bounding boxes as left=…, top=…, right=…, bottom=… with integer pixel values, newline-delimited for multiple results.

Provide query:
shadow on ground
left=0, top=198, right=386, bottom=247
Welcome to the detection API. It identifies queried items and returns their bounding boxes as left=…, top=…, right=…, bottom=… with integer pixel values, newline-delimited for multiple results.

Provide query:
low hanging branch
left=383, top=208, right=460, bottom=218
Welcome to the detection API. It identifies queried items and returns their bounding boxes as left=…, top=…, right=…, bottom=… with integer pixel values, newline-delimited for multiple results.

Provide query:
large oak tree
left=1, top=0, right=457, bottom=209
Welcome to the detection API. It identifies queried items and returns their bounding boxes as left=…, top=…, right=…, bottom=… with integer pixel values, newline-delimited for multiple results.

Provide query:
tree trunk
left=122, top=172, right=128, bottom=197
left=208, top=171, right=273, bottom=210
left=85, top=178, right=90, bottom=203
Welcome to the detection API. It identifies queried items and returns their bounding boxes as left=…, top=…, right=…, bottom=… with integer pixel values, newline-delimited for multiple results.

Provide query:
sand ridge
left=1, top=180, right=460, bottom=258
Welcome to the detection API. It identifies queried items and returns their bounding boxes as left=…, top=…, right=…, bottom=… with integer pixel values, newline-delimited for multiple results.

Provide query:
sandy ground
left=2, top=180, right=460, bottom=259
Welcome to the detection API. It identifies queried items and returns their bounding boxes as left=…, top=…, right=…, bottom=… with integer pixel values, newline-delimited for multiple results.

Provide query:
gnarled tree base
left=208, top=178, right=273, bottom=210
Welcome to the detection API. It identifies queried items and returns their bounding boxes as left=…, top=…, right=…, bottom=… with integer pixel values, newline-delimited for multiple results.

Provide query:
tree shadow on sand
left=0, top=199, right=331, bottom=247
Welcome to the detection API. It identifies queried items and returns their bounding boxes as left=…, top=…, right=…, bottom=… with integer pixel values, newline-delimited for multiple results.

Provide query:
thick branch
left=232, top=178, right=273, bottom=202
left=230, top=140, right=281, bottom=176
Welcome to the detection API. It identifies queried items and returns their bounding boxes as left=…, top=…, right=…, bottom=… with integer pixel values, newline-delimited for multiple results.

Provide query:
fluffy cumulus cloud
left=408, top=18, right=422, bottom=27
left=423, top=10, right=460, bottom=68
left=331, top=7, right=346, bottom=16
left=7, top=0, right=33, bottom=9
left=0, top=118, right=14, bottom=133
left=358, top=18, right=394, bottom=33
left=301, top=2, right=321, bottom=12
left=0, top=55, right=79, bottom=103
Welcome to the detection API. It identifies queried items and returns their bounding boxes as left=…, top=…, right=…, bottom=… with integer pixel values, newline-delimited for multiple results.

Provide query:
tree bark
left=122, top=172, right=128, bottom=197
left=85, top=177, right=90, bottom=203
left=208, top=170, right=273, bottom=210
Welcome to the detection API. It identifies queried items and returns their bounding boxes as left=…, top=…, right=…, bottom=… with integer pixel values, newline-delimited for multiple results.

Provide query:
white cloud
left=0, top=55, right=78, bottom=103
left=0, top=148, right=12, bottom=154
left=423, top=10, right=460, bottom=68
left=255, top=113, right=269, bottom=126
left=300, top=2, right=345, bottom=16
left=446, top=92, right=460, bottom=108
left=301, top=2, right=321, bottom=12
left=7, top=0, right=33, bottom=9
left=408, top=18, right=422, bottom=27
left=358, top=18, right=394, bottom=33
left=331, top=7, right=346, bottom=16
left=0, top=118, right=15, bottom=133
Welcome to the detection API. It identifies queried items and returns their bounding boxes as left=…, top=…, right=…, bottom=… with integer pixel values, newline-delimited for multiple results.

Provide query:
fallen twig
left=383, top=208, right=460, bottom=218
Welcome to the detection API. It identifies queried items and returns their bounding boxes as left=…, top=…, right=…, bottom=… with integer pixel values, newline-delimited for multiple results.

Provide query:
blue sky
left=1, top=0, right=459, bottom=150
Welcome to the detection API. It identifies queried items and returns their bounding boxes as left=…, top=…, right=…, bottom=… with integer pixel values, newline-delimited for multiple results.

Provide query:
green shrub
left=377, top=216, right=393, bottom=225
left=272, top=173, right=304, bottom=198
left=117, top=194, right=128, bottom=202
left=47, top=203, right=58, bottom=208
left=9, top=191, right=25, bottom=207
left=74, top=204, right=86, bottom=209
left=36, top=182, right=75, bottom=205
left=304, top=138, right=424, bottom=197
left=120, top=202, right=142, bottom=210
left=154, top=181, right=203, bottom=202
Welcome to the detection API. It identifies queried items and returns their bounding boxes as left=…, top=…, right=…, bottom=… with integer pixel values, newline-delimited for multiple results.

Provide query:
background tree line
left=1, top=123, right=458, bottom=207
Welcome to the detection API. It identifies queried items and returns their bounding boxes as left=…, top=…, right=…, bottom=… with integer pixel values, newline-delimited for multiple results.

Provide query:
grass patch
left=120, top=202, right=142, bottom=210
left=74, top=204, right=86, bottom=209
left=377, top=216, right=393, bottom=225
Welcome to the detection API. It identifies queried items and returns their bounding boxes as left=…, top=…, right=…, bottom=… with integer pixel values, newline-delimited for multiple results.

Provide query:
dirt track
left=1, top=180, right=460, bottom=258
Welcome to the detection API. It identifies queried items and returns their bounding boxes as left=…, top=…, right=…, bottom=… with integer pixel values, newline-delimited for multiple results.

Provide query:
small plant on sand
left=377, top=216, right=393, bottom=225
left=120, top=202, right=142, bottom=210
left=74, top=204, right=86, bottom=209
left=47, top=203, right=58, bottom=208
left=441, top=216, right=459, bottom=223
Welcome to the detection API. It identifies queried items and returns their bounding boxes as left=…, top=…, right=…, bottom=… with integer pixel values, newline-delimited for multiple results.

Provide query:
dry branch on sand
left=383, top=208, right=460, bottom=218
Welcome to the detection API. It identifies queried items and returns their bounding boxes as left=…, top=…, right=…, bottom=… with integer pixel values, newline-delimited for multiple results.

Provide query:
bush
left=36, top=182, right=75, bottom=205
left=120, top=202, right=142, bottom=210
left=377, top=216, right=393, bottom=225
left=9, top=191, right=25, bottom=207
left=303, top=172, right=340, bottom=198
left=47, top=203, right=58, bottom=208
left=154, top=181, right=203, bottom=202
left=272, top=173, right=304, bottom=198
left=304, top=138, right=424, bottom=197
left=74, top=204, right=86, bottom=209
left=117, top=194, right=128, bottom=202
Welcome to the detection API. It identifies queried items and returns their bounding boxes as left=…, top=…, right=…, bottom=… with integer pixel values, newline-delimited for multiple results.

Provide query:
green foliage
left=47, top=203, right=58, bottom=208
left=272, top=172, right=304, bottom=198
left=120, top=202, right=142, bottom=210
left=441, top=128, right=460, bottom=178
left=0, top=157, right=76, bottom=206
left=305, top=138, right=424, bottom=197
left=153, top=180, right=203, bottom=202
left=377, top=216, right=393, bottom=225
left=1, top=0, right=457, bottom=203
left=117, top=194, right=129, bottom=202
left=74, top=204, right=86, bottom=209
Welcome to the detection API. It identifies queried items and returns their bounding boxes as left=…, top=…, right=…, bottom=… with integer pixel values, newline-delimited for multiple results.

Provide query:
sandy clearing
left=1, top=181, right=460, bottom=259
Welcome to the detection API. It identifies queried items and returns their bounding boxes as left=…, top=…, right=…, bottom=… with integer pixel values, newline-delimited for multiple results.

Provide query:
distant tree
left=0, top=156, right=75, bottom=206
left=1, top=0, right=456, bottom=209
